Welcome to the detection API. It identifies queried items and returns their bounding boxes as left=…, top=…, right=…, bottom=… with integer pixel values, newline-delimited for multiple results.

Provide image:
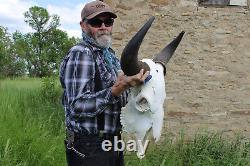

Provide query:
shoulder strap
left=77, top=43, right=102, bottom=92
left=77, top=42, right=104, bottom=131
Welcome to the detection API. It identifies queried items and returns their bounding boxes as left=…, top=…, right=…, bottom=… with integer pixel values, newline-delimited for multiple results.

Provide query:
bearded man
left=59, top=1, right=149, bottom=166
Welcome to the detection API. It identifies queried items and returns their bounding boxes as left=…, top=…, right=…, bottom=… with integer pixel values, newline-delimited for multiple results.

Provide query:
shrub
left=40, top=76, right=61, bottom=104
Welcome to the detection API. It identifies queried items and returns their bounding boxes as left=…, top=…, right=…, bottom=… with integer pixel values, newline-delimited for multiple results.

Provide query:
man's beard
left=89, top=30, right=112, bottom=48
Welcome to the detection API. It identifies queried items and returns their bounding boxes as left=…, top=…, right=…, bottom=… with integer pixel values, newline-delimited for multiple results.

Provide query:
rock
left=150, top=0, right=170, bottom=6
left=166, top=96, right=175, bottom=100
left=116, top=3, right=133, bottom=10
left=179, top=0, right=197, bottom=7
left=200, top=20, right=210, bottom=28
left=192, top=103, right=202, bottom=108
left=149, top=3, right=159, bottom=10
left=184, top=50, right=192, bottom=54
left=221, top=50, right=231, bottom=54
left=215, top=28, right=232, bottom=35
left=236, top=34, right=244, bottom=38
left=113, top=32, right=124, bottom=40
left=104, top=0, right=118, bottom=8
left=206, top=70, right=230, bottom=78
left=181, top=12, right=192, bottom=16
left=187, top=61, right=195, bottom=64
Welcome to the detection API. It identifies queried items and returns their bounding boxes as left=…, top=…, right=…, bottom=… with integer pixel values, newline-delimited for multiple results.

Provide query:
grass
left=124, top=132, right=250, bottom=166
left=0, top=78, right=65, bottom=166
left=0, top=78, right=249, bottom=166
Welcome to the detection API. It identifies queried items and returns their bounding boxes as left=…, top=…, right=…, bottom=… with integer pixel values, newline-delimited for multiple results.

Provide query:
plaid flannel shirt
left=59, top=42, right=128, bottom=135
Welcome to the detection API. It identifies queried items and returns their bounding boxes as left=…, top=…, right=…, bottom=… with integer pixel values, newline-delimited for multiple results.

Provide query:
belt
left=66, top=129, right=121, bottom=143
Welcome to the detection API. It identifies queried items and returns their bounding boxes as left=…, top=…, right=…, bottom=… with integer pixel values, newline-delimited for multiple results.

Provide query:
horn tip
left=176, top=31, right=185, bottom=41
left=179, top=31, right=185, bottom=37
left=150, top=16, right=155, bottom=20
left=147, top=16, right=155, bottom=25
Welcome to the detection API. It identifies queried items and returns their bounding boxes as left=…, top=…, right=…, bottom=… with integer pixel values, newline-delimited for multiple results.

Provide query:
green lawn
left=0, top=78, right=249, bottom=166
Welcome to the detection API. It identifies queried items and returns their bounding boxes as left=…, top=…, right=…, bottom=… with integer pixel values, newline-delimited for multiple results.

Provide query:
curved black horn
left=120, top=16, right=155, bottom=76
left=153, top=31, right=185, bottom=65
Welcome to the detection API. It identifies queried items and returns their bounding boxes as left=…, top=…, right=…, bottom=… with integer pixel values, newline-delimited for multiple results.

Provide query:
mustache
left=96, top=31, right=112, bottom=37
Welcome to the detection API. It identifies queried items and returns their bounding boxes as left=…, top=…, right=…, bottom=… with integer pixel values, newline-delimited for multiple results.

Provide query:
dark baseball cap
left=81, top=0, right=117, bottom=20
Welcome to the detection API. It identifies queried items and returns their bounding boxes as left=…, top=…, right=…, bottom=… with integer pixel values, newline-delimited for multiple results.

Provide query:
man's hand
left=111, top=69, right=149, bottom=96
left=125, top=69, right=149, bottom=87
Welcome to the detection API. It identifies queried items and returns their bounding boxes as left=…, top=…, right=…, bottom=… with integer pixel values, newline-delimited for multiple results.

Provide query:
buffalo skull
left=120, top=16, right=185, bottom=159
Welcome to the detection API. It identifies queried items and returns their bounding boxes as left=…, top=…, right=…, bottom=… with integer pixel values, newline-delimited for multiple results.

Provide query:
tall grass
left=126, top=132, right=250, bottom=166
left=0, top=78, right=65, bottom=166
left=0, top=78, right=249, bottom=166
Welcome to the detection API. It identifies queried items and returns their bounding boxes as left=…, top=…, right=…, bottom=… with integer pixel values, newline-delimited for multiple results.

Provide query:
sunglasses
left=87, top=18, right=114, bottom=28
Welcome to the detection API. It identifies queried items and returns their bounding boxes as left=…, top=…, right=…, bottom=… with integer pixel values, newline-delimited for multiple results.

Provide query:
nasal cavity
left=136, top=97, right=150, bottom=112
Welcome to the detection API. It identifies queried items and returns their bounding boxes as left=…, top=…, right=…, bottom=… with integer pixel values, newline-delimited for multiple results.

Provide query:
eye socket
left=156, top=70, right=158, bottom=72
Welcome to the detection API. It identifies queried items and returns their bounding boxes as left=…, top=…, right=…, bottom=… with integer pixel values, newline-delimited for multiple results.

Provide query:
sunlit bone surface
left=120, top=59, right=166, bottom=159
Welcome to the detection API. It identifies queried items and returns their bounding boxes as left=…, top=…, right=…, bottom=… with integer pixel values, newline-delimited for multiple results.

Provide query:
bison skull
left=120, top=16, right=185, bottom=159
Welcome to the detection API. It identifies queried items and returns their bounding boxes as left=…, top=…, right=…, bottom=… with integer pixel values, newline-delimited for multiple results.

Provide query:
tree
left=0, top=26, right=9, bottom=74
left=12, top=31, right=34, bottom=76
left=42, top=29, right=78, bottom=75
left=19, top=6, right=77, bottom=77
left=23, top=6, right=60, bottom=77
left=0, top=26, right=25, bottom=77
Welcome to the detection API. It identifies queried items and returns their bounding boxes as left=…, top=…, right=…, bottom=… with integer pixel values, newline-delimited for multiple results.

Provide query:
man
left=59, top=1, right=149, bottom=165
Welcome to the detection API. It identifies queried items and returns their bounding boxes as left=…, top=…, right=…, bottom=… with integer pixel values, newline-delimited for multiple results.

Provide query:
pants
left=65, top=134, right=124, bottom=166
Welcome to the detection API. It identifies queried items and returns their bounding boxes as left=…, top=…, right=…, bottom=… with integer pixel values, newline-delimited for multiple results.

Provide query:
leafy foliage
left=24, top=6, right=59, bottom=32
left=0, top=26, right=26, bottom=77
left=21, top=6, right=77, bottom=77
left=40, top=76, right=61, bottom=104
left=1, top=6, right=78, bottom=78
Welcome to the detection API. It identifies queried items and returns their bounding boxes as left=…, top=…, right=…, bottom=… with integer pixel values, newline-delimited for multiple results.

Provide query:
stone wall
left=105, top=0, right=250, bottom=139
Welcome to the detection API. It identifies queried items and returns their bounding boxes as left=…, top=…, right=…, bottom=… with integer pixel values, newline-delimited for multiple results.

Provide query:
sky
left=0, top=0, right=93, bottom=38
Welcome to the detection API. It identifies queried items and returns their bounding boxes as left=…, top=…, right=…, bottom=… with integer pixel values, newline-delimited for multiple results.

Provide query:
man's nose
left=100, top=23, right=106, bottom=29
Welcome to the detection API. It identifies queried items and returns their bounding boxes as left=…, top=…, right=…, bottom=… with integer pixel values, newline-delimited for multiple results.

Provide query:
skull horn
left=153, top=31, right=185, bottom=65
left=120, top=16, right=155, bottom=76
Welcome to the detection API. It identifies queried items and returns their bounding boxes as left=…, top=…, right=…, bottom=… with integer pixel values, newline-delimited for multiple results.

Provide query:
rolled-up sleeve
left=64, top=48, right=119, bottom=118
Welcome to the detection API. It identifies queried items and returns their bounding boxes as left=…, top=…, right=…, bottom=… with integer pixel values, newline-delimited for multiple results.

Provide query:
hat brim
left=86, top=11, right=117, bottom=20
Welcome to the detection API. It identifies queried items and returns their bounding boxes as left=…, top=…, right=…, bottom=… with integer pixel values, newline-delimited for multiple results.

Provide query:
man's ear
left=80, top=21, right=83, bottom=27
left=80, top=21, right=86, bottom=31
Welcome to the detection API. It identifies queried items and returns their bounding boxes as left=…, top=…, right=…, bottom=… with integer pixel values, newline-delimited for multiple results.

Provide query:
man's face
left=81, top=14, right=114, bottom=48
